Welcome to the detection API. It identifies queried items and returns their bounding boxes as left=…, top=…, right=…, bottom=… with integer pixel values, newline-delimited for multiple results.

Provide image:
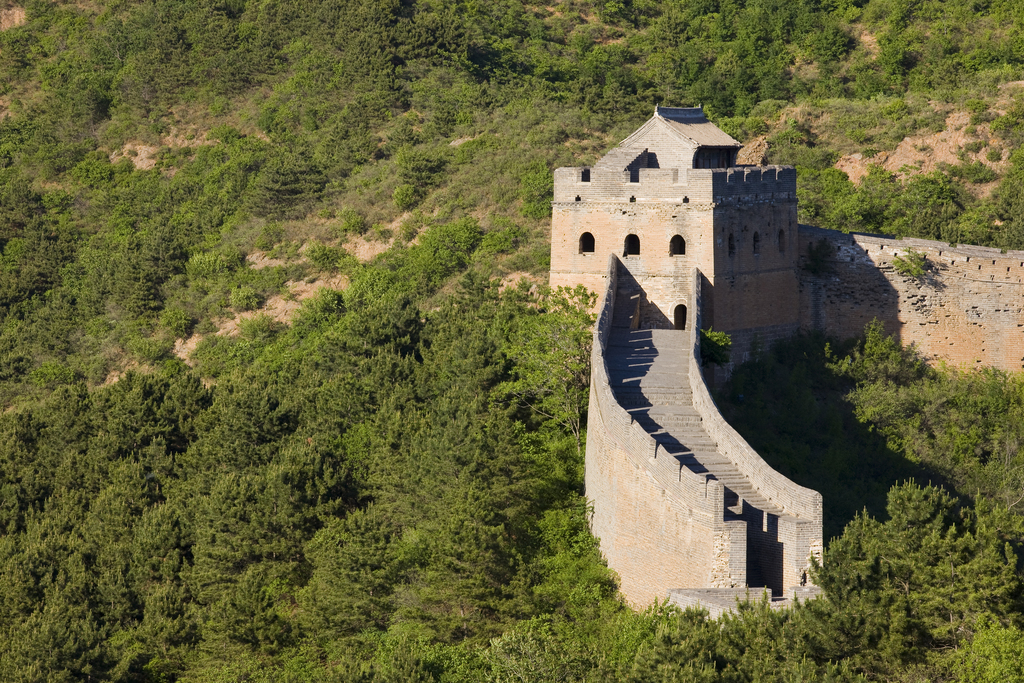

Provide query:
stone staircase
left=607, top=326, right=786, bottom=521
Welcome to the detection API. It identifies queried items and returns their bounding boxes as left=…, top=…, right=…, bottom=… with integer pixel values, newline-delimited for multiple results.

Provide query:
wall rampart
left=585, top=256, right=823, bottom=605
left=586, top=255, right=747, bottom=604
left=798, top=226, right=1024, bottom=371
left=687, top=268, right=823, bottom=589
left=688, top=269, right=822, bottom=524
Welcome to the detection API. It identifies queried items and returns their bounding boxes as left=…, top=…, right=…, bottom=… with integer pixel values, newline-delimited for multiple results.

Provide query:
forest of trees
left=2, top=0, right=1024, bottom=679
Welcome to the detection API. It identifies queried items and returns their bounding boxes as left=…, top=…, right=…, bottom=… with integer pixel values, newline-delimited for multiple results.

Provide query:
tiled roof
left=655, top=106, right=742, bottom=148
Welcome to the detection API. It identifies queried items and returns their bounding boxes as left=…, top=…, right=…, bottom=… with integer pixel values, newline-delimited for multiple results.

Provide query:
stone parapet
left=798, top=225, right=1024, bottom=371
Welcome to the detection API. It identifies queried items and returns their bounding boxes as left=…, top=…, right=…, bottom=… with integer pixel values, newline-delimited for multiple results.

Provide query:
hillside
left=2, top=0, right=1024, bottom=680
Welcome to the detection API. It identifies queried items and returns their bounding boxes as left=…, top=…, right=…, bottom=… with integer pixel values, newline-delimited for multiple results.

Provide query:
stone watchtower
left=550, top=106, right=803, bottom=376
left=552, top=107, right=822, bottom=612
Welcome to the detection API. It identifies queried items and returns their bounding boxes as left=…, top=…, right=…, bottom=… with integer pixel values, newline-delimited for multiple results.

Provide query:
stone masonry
left=551, top=105, right=1024, bottom=611
left=554, top=107, right=822, bottom=608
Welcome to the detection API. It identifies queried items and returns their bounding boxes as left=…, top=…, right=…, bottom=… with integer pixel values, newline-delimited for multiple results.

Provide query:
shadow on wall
left=716, top=331, right=929, bottom=542
left=617, top=263, right=673, bottom=329
left=798, top=228, right=902, bottom=343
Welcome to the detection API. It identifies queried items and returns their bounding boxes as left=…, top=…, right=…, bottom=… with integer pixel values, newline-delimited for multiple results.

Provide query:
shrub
left=893, top=248, right=926, bottom=277
left=946, top=161, right=999, bottom=184
left=295, top=289, right=346, bottom=330
left=255, top=223, right=285, bottom=250
left=336, top=208, right=367, bottom=235
left=127, top=334, right=174, bottom=362
left=479, top=222, right=526, bottom=255
left=306, top=242, right=345, bottom=271
left=519, top=161, right=553, bottom=219
left=187, top=251, right=232, bottom=280
left=230, top=286, right=263, bottom=311
left=393, top=184, right=418, bottom=209
left=700, top=328, right=732, bottom=367
left=29, top=362, right=77, bottom=387
left=160, top=307, right=194, bottom=338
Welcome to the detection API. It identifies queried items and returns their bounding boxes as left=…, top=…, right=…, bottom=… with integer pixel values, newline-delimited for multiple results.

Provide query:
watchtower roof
left=614, top=106, right=742, bottom=153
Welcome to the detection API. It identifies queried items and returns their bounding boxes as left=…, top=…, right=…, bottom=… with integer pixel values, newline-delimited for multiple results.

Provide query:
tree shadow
left=716, top=332, right=935, bottom=542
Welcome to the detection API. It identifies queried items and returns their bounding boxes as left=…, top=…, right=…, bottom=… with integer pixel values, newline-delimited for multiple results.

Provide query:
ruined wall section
left=798, top=226, right=1024, bottom=371
left=586, top=256, right=744, bottom=606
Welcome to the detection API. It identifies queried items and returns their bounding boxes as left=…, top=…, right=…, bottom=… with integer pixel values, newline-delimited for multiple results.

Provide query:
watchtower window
left=674, top=304, right=687, bottom=331
left=669, top=235, right=685, bottom=256
left=581, top=168, right=591, bottom=182
left=728, top=234, right=735, bottom=257
left=579, top=232, right=595, bottom=254
left=624, top=234, right=640, bottom=256
left=778, top=229, right=785, bottom=253
left=753, top=232, right=761, bottom=255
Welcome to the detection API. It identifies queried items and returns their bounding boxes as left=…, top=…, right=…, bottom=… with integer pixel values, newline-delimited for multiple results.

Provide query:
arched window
left=683, top=196, right=689, bottom=204
left=728, top=234, right=735, bottom=257
left=753, top=232, right=760, bottom=255
left=629, top=196, right=636, bottom=203
left=778, top=229, right=785, bottom=253
left=579, top=232, right=595, bottom=254
left=581, top=168, right=591, bottom=182
left=674, top=304, right=687, bottom=331
left=575, top=195, right=581, bottom=202
left=669, top=235, right=685, bottom=256
left=624, top=234, right=640, bottom=256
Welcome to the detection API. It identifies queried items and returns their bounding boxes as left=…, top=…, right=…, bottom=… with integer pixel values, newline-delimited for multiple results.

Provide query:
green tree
left=499, top=285, right=596, bottom=454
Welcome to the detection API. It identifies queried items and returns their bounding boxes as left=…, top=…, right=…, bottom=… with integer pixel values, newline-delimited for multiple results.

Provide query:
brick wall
left=798, top=226, right=1024, bottom=371
left=687, top=269, right=823, bottom=591
left=583, top=255, right=823, bottom=606
left=586, top=256, right=745, bottom=605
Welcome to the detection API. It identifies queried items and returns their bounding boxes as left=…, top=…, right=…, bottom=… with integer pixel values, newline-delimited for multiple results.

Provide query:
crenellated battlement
left=799, top=226, right=1024, bottom=370
left=553, top=104, right=1024, bottom=613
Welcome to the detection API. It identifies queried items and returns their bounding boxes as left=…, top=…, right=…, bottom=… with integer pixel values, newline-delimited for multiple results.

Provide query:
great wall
left=550, top=106, right=1024, bottom=614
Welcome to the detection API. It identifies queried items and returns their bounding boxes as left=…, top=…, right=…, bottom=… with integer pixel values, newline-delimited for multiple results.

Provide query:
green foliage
left=957, top=620, right=1024, bottom=683
left=519, top=162, right=554, bottom=219
left=230, top=285, right=262, bottom=311
left=1, top=0, right=1024, bottom=678
left=498, top=284, right=596, bottom=453
left=700, top=328, right=732, bottom=367
left=892, top=248, right=927, bottom=277
left=809, top=482, right=1024, bottom=678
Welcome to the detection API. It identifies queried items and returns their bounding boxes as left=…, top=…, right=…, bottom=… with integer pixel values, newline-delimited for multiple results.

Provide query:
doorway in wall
left=674, top=304, right=687, bottom=330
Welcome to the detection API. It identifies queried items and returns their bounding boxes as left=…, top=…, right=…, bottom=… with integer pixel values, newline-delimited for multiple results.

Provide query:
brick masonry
left=798, top=226, right=1024, bottom=371
left=551, top=108, right=1023, bottom=611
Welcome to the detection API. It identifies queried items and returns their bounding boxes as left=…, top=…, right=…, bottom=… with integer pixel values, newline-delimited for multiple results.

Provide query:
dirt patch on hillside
left=173, top=274, right=348, bottom=362
left=246, top=251, right=290, bottom=270
left=344, top=235, right=396, bottom=262
left=737, top=136, right=769, bottom=166
left=103, top=361, right=154, bottom=386
left=499, top=271, right=543, bottom=293
left=0, top=6, right=26, bottom=30
left=834, top=110, right=1008, bottom=196
left=859, top=31, right=879, bottom=58
left=215, top=275, right=348, bottom=337
left=110, top=143, right=159, bottom=170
